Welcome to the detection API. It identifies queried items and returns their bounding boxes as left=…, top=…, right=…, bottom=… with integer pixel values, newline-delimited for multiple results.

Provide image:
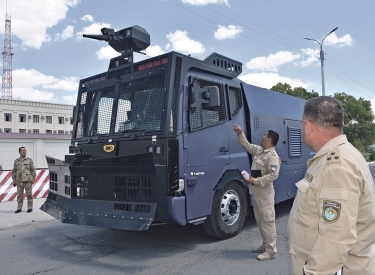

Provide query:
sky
left=0, top=0, right=374, bottom=110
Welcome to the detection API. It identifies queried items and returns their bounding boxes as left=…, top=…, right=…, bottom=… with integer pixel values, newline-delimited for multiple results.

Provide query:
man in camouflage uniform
left=288, top=96, right=375, bottom=275
left=12, top=147, right=36, bottom=213
left=234, top=124, right=281, bottom=261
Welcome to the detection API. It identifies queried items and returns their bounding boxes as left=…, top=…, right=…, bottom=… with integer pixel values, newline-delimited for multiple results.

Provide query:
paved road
left=1, top=164, right=374, bottom=275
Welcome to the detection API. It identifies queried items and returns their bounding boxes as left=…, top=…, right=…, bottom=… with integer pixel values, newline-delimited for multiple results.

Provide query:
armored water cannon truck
left=41, top=25, right=311, bottom=239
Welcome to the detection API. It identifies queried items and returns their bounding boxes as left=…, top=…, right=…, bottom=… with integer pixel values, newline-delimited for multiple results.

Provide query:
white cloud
left=324, top=33, right=353, bottom=47
left=246, top=51, right=301, bottom=72
left=0, top=0, right=80, bottom=49
left=214, top=25, right=243, bottom=40
left=63, top=95, right=78, bottom=105
left=239, top=73, right=311, bottom=90
left=96, top=46, right=120, bottom=60
left=55, top=25, right=74, bottom=41
left=43, top=76, right=78, bottom=91
left=145, top=45, right=165, bottom=57
left=12, top=68, right=78, bottom=101
left=81, top=15, right=94, bottom=22
left=181, top=0, right=229, bottom=6
left=77, top=22, right=111, bottom=40
left=298, top=48, right=319, bottom=67
left=166, top=30, right=205, bottom=55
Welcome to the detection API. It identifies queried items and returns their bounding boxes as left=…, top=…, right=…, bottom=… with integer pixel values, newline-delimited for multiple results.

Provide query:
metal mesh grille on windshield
left=115, top=72, right=166, bottom=134
left=75, top=85, right=116, bottom=138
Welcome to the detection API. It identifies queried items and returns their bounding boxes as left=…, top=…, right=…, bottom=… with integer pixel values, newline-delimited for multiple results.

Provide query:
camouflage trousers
left=17, top=181, right=33, bottom=210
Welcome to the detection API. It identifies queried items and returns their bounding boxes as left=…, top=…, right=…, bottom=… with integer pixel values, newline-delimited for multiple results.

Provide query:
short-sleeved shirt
left=237, top=132, right=281, bottom=199
left=288, top=135, right=375, bottom=274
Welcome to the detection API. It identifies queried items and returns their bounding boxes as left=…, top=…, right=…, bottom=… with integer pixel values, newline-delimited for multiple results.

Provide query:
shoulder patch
left=322, top=200, right=341, bottom=223
left=305, top=172, right=313, bottom=183
left=270, top=165, right=277, bottom=172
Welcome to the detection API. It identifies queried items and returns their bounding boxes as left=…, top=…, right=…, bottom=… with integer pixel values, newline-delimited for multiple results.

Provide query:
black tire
left=203, top=181, right=247, bottom=239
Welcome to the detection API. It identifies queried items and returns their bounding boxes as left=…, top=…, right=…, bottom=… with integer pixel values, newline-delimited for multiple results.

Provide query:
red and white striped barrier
left=0, top=169, right=49, bottom=203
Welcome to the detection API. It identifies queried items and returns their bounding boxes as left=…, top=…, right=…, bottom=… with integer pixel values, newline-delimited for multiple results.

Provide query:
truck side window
left=190, top=78, right=226, bottom=131
left=227, top=86, right=242, bottom=119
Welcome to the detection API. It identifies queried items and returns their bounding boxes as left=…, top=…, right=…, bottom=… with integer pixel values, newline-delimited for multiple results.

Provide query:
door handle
left=220, top=147, right=229, bottom=153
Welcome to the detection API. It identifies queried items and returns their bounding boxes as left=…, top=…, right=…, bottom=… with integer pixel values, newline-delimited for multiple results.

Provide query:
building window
left=33, top=129, right=39, bottom=134
left=46, top=130, right=52, bottom=134
left=58, top=117, right=64, bottom=124
left=4, top=128, right=12, bottom=133
left=19, top=114, right=26, bottom=123
left=58, top=130, right=64, bottom=134
left=4, top=113, right=12, bottom=122
left=70, top=117, right=74, bottom=125
left=46, top=116, right=52, bottom=123
left=33, top=115, right=39, bottom=123
left=19, top=129, right=26, bottom=133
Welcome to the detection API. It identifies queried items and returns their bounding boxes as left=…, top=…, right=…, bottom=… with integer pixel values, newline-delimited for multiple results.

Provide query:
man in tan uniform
left=234, top=124, right=281, bottom=261
left=12, top=147, right=36, bottom=213
left=288, top=96, right=375, bottom=275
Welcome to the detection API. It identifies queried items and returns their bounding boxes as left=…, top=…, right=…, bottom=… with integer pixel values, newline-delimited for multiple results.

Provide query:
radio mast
left=1, top=8, right=14, bottom=99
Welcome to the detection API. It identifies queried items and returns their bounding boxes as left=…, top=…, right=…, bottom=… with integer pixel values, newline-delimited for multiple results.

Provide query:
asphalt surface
left=0, top=163, right=374, bottom=275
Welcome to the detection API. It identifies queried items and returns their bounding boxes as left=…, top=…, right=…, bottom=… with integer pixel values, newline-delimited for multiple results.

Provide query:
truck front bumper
left=41, top=193, right=156, bottom=231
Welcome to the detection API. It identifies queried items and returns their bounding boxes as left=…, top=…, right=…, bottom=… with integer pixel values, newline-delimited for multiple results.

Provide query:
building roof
left=0, top=133, right=71, bottom=139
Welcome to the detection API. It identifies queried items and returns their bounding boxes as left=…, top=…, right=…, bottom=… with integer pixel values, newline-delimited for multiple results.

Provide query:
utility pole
left=1, top=10, right=14, bottom=99
left=304, top=27, right=338, bottom=96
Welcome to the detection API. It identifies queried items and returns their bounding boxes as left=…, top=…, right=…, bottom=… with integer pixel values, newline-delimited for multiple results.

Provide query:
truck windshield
left=115, top=72, right=166, bottom=134
left=75, top=72, right=166, bottom=139
left=76, top=85, right=116, bottom=138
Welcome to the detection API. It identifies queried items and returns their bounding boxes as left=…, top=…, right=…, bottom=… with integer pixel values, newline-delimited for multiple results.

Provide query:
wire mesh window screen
left=288, top=126, right=302, bottom=157
left=75, top=86, right=115, bottom=138
left=115, top=73, right=166, bottom=133
left=228, top=86, right=243, bottom=118
left=190, top=78, right=226, bottom=130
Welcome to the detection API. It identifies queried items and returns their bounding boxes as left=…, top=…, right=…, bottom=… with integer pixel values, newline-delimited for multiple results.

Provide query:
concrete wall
left=0, top=134, right=71, bottom=170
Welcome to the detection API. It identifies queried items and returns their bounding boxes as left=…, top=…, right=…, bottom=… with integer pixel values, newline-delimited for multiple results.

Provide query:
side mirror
left=202, top=86, right=220, bottom=109
left=190, top=82, right=220, bottom=109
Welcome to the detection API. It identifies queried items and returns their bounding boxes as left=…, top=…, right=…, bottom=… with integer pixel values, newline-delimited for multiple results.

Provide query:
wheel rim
left=220, top=189, right=241, bottom=226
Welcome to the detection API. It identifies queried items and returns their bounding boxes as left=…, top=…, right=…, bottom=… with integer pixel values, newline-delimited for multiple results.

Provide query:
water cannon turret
left=83, top=25, right=150, bottom=53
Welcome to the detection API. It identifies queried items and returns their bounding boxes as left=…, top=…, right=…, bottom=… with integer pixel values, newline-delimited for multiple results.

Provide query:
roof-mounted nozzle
left=83, top=25, right=150, bottom=53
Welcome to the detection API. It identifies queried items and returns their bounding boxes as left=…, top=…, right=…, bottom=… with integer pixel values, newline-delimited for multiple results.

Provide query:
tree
left=333, top=93, right=375, bottom=157
left=270, top=82, right=318, bottom=100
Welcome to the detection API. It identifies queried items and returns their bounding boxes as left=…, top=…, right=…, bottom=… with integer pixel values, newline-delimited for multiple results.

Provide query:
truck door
left=183, top=76, right=230, bottom=220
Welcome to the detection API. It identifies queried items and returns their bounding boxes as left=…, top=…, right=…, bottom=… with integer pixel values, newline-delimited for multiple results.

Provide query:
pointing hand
left=233, top=124, right=243, bottom=134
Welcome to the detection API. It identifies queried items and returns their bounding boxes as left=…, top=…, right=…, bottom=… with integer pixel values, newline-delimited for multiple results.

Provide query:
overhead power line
left=326, top=54, right=375, bottom=93
left=168, top=0, right=374, bottom=98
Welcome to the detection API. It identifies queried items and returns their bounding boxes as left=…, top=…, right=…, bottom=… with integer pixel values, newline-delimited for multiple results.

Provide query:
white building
left=0, top=99, right=74, bottom=170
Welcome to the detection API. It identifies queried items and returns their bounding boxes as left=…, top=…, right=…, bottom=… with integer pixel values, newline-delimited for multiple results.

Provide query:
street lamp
left=304, top=27, right=338, bottom=96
